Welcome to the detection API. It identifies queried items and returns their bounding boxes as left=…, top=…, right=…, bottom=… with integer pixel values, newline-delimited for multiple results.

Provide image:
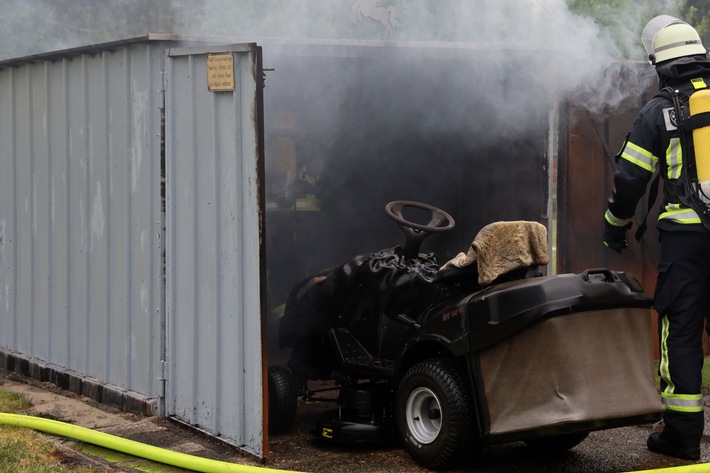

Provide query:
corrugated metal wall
left=0, top=37, right=267, bottom=457
left=164, top=43, right=266, bottom=456
left=0, top=43, right=164, bottom=400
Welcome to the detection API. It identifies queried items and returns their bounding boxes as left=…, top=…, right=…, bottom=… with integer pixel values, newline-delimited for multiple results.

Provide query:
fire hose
left=0, top=412, right=300, bottom=473
left=631, top=466, right=710, bottom=473
left=2, top=411, right=709, bottom=473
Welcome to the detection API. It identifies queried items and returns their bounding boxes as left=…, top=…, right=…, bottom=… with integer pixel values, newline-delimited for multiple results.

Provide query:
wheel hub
left=406, top=387, right=442, bottom=444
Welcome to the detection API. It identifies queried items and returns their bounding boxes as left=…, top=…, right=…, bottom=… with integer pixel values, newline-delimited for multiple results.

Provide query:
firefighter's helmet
left=642, top=15, right=706, bottom=65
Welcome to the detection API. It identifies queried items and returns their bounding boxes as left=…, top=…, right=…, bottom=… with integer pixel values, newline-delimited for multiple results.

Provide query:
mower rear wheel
left=396, top=358, right=475, bottom=470
left=267, top=366, right=297, bottom=435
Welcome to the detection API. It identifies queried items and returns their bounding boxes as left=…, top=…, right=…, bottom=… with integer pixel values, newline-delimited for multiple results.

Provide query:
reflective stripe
left=666, top=138, right=683, bottom=179
left=605, top=209, right=632, bottom=227
left=621, top=142, right=658, bottom=172
left=659, top=306, right=703, bottom=415
left=656, top=39, right=703, bottom=55
left=691, top=77, right=707, bottom=90
left=657, top=316, right=703, bottom=413
left=659, top=205, right=702, bottom=224
left=662, top=393, right=704, bottom=412
left=659, top=315, right=675, bottom=394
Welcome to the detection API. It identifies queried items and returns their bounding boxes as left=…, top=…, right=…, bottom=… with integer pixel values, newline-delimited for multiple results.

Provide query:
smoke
left=169, top=0, right=688, bottom=253
left=169, top=0, right=682, bottom=112
left=0, top=0, right=685, bottom=117
left=0, top=0, right=182, bottom=60
left=0, top=0, right=686, bottom=271
left=0, top=0, right=688, bottom=361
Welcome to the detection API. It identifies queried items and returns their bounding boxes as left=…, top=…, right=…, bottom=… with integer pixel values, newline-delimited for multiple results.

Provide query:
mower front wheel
left=395, top=358, right=475, bottom=470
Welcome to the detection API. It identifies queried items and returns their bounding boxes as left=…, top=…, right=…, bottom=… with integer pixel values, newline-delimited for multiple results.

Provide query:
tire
left=267, top=366, right=297, bottom=435
left=524, top=432, right=589, bottom=453
left=395, top=358, right=475, bottom=470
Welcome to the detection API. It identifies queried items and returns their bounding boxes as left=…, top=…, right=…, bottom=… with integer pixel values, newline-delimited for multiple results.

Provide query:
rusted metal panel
left=558, top=82, right=659, bottom=289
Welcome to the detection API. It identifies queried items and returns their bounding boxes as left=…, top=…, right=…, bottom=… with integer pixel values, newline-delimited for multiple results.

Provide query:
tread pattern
left=268, top=366, right=297, bottom=435
left=396, top=358, right=475, bottom=470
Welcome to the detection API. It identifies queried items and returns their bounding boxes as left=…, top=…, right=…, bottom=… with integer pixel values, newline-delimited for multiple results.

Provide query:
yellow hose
left=0, top=412, right=300, bottom=473
left=626, top=463, right=710, bottom=473
left=5, top=411, right=709, bottom=473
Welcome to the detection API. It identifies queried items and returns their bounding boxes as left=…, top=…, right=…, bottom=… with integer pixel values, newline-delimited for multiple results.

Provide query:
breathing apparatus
left=688, top=80, right=710, bottom=201
left=642, top=16, right=710, bottom=228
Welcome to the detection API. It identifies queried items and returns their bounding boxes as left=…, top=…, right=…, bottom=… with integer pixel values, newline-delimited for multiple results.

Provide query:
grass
left=0, top=389, right=103, bottom=472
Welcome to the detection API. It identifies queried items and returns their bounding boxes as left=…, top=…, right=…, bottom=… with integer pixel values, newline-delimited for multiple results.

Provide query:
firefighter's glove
left=602, top=221, right=629, bottom=254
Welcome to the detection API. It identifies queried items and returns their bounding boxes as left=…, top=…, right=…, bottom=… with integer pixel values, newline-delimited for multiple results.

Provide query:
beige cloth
left=479, top=307, right=663, bottom=435
left=440, top=221, right=549, bottom=285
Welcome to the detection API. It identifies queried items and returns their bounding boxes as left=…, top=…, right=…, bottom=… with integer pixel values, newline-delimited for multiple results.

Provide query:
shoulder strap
left=655, top=86, right=675, bottom=101
left=636, top=87, right=684, bottom=241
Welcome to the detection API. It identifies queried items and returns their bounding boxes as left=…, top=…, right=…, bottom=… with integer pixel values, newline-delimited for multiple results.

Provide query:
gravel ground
left=267, top=395, right=708, bottom=473
left=2, top=370, right=710, bottom=473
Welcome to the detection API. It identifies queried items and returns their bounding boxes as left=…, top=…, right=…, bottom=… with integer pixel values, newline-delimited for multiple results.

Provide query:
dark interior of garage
left=261, top=43, right=551, bottom=361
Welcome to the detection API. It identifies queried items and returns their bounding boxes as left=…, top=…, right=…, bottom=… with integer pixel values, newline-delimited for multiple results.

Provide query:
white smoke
left=167, top=0, right=684, bottom=116
left=1, top=0, right=685, bottom=115
left=0, top=0, right=689, bottom=327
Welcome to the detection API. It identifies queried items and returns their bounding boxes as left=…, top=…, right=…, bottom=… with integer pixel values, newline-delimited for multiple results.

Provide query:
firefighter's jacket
left=606, top=58, right=710, bottom=234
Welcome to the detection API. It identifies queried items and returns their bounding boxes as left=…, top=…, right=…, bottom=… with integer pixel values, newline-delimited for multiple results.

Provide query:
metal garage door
left=164, top=42, right=266, bottom=457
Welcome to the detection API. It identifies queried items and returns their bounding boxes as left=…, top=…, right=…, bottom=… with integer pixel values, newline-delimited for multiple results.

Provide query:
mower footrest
left=330, top=328, right=373, bottom=366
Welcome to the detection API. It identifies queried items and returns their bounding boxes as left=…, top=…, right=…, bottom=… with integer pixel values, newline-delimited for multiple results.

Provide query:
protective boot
left=647, top=432, right=700, bottom=461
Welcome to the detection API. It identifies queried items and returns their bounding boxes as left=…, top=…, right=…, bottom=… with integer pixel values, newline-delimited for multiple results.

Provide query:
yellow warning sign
left=207, top=53, right=235, bottom=92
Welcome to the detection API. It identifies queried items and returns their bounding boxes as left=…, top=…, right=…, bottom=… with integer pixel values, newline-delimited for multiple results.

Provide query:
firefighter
left=603, top=15, right=710, bottom=461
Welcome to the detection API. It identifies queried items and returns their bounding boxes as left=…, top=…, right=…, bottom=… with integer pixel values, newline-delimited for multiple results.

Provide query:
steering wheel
left=385, top=200, right=455, bottom=258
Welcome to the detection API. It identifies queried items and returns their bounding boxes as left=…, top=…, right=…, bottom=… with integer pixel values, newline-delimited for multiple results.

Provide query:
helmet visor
left=642, top=15, right=684, bottom=57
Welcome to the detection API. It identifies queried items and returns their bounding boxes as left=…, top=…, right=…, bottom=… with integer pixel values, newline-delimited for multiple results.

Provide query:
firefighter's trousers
left=654, top=230, right=710, bottom=443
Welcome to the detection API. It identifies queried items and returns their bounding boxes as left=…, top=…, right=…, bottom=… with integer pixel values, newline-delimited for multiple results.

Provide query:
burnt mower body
left=269, top=201, right=663, bottom=470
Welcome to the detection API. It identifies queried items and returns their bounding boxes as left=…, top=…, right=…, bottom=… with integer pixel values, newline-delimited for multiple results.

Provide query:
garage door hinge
left=158, top=360, right=167, bottom=381
left=159, top=71, right=166, bottom=112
